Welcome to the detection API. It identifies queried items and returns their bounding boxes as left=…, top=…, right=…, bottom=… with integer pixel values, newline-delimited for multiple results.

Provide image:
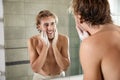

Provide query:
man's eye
left=51, top=22, right=55, bottom=25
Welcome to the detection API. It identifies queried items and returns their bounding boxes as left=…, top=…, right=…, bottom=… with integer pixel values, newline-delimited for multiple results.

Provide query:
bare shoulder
left=81, top=25, right=120, bottom=51
left=58, top=34, right=68, bottom=42
left=81, top=29, right=115, bottom=47
left=80, top=33, right=106, bottom=60
left=80, top=34, right=106, bottom=80
left=27, top=35, right=40, bottom=46
left=80, top=35, right=100, bottom=52
left=80, top=29, right=119, bottom=58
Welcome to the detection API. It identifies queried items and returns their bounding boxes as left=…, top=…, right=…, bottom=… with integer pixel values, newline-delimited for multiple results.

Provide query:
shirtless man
left=70, top=0, right=120, bottom=80
left=28, top=10, right=70, bottom=80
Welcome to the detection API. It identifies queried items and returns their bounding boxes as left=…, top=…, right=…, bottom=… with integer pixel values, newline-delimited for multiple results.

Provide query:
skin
left=75, top=15, right=120, bottom=80
left=28, top=16, right=70, bottom=76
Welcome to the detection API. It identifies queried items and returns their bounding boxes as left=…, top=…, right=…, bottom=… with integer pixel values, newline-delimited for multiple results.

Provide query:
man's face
left=39, top=16, right=57, bottom=39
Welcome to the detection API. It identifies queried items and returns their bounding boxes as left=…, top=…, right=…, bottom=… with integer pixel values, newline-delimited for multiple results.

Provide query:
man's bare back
left=80, top=25, right=120, bottom=80
left=28, top=34, right=69, bottom=76
left=100, top=26, right=120, bottom=80
left=70, top=0, right=120, bottom=79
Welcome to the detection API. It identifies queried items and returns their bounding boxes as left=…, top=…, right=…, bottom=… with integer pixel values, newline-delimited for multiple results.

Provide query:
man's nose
left=47, top=25, right=53, bottom=30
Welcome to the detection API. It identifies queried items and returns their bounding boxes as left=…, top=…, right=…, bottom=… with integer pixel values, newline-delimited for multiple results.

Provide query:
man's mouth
left=47, top=31, right=53, bottom=34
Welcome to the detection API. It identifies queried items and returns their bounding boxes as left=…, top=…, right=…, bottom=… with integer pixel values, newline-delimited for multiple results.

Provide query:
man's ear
left=37, top=24, right=42, bottom=33
left=77, top=15, right=81, bottom=18
left=37, top=24, right=42, bottom=30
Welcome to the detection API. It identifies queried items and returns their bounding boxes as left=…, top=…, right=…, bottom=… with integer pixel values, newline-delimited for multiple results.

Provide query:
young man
left=28, top=10, right=70, bottom=80
left=70, top=0, right=120, bottom=80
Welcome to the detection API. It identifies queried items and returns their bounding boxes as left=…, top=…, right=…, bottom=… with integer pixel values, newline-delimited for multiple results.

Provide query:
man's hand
left=52, top=29, right=58, bottom=46
left=76, top=26, right=89, bottom=40
left=41, top=31, right=50, bottom=47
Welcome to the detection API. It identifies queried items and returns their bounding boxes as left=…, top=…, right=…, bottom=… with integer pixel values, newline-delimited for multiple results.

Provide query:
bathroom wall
left=3, top=0, right=82, bottom=80
left=69, top=14, right=83, bottom=75
left=109, top=0, right=120, bottom=26
left=4, top=0, right=31, bottom=80
left=0, top=0, right=5, bottom=80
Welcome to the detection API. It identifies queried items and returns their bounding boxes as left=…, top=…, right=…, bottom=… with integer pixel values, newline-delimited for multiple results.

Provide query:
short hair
left=36, top=10, right=58, bottom=27
left=70, top=0, right=113, bottom=26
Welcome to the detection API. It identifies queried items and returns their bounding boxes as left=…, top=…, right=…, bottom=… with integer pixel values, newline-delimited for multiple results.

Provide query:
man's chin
left=48, top=36, right=54, bottom=40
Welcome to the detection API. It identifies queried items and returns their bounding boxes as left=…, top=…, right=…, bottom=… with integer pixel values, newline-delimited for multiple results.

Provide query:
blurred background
left=0, top=0, right=120, bottom=80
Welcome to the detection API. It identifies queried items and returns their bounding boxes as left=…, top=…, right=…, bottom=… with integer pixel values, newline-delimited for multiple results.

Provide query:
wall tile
left=69, top=37, right=80, bottom=48
left=27, top=64, right=33, bottom=76
left=24, top=3, right=53, bottom=15
left=70, top=58, right=80, bottom=76
left=26, top=27, right=38, bottom=39
left=3, top=0, right=24, bottom=2
left=5, top=39, right=27, bottom=48
left=25, top=15, right=36, bottom=27
left=70, top=47, right=79, bottom=58
left=6, top=76, right=28, bottom=80
left=27, top=75, right=33, bottom=80
left=52, top=0, right=70, bottom=6
left=4, top=14, right=25, bottom=27
left=3, top=2, right=24, bottom=14
left=24, top=0, right=53, bottom=4
left=6, top=64, right=28, bottom=77
left=4, top=27, right=26, bottom=40
left=5, top=48, right=28, bottom=62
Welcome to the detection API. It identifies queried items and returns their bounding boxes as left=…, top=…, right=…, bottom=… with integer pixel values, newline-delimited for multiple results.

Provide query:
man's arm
left=80, top=39, right=103, bottom=80
left=52, top=36, right=70, bottom=71
left=27, top=38, right=48, bottom=73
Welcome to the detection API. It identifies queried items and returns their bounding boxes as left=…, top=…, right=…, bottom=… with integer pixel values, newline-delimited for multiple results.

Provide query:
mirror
left=3, top=0, right=120, bottom=80
left=3, top=0, right=82, bottom=80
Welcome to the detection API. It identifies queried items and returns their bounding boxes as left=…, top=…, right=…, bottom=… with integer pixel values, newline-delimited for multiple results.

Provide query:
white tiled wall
left=0, top=0, right=6, bottom=80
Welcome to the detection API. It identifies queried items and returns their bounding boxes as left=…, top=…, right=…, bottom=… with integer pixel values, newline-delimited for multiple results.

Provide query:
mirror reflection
left=4, top=0, right=120, bottom=80
left=4, top=0, right=82, bottom=80
left=28, top=10, right=70, bottom=80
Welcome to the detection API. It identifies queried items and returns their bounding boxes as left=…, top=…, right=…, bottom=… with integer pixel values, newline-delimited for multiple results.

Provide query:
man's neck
left=48, top=38, right=53, bottom=43
left=84, top=23, right=113, bottom=35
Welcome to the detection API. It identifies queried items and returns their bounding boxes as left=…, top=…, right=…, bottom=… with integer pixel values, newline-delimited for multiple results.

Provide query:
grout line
left=6, top=60, right=30, bottom=66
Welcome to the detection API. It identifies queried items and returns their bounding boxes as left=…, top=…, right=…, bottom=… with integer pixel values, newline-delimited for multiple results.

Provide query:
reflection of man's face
left=40, top=16, right=56, bottom=40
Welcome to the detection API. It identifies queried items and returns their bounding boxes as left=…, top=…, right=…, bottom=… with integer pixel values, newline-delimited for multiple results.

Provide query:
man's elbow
left=62, top=60, right=70, bottom=71
left=63, top=64, right=70, bottom=71
left=31, top=64, right=39, bottom=73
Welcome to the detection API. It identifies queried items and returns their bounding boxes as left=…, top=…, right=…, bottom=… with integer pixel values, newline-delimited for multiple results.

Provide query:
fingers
left=52, top=29, right=58, bottom=46
left=40, top=31, right=50, bottom=47
left=76, top=26, right=82, bottom=35
left=76, top=26, right=89, bottom=40
left=55, top=29, right=58, bottom=39
left=44, top=32, right=50, bottom=46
